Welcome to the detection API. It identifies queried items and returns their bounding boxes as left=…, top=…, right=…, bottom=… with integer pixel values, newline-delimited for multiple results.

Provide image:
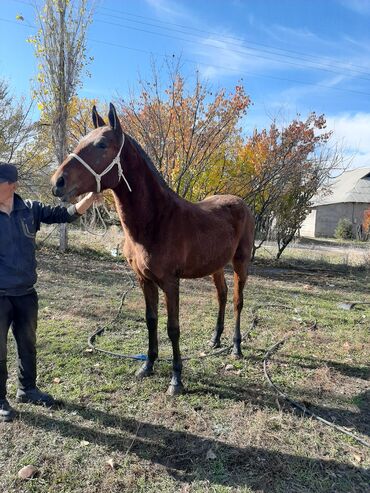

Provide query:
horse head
left=52, top=103, right=127, bottom=200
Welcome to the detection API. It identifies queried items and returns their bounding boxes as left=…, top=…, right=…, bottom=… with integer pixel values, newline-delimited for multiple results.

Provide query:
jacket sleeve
left=29, top=201, right=81, bottom=230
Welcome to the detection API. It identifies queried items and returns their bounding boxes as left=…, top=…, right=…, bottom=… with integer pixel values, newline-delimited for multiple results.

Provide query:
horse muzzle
left=52, top=175, right=66, bottom=198
left=52, top=175, right=77, bottom=202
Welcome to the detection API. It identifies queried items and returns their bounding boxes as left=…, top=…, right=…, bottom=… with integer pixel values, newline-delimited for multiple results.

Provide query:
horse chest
left=125, top=246, right=161, bottom=281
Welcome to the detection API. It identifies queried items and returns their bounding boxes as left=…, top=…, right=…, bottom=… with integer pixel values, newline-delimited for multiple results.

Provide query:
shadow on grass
left=39, top=244, right=368, bottom=292
left=229, top=350, right=370, bottom=438
left=271, top=352, right=370, bottom=381
left=20, top=403, right=369, bottom=493
left=183, top=370, right=370, bottom=439
left=250, top=257, right=370, bottom=296
left=38, top=252, right=132, bottom=288
left=295, top=237, right=369, bottom=250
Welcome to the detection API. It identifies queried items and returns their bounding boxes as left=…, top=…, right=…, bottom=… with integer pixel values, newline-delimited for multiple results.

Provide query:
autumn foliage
left=117, top=60, right=250, bottom=200
left=220, top=113, right=339, bottom=257
left=363, top=209, right=370, bottom=236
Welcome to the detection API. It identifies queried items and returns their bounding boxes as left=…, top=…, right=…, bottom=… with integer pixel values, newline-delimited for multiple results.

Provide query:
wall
left=300, top=208, right=317, bottom=237
left=315, top=202, right=370, bottom=237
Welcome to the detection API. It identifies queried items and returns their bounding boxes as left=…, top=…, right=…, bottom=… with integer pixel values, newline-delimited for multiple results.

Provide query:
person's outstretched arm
left=28, top=192, right=102, bottom=228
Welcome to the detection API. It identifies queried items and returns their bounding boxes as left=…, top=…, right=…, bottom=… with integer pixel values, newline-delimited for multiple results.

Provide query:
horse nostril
left=56, top=176, right=65, bottom=188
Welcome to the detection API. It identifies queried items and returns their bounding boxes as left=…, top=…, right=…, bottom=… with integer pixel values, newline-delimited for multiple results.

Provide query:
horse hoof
left=232, top=351, right=244, bottom=360
left=166, top=384, right=184, bottom=396
left=135, top=367, right=154, bottom=379
left=210, top=339, right=221, bottom=349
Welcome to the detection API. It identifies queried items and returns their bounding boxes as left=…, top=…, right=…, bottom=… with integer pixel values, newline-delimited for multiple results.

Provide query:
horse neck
left=111, top=144, right=174, bottom=242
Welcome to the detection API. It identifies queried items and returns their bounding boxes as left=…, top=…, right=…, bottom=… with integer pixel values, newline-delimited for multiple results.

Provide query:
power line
left=94, top=15, right=370, bottom=83
left=1, top=15, right=370, bottom=98
left=95, top=8, right=370, bottom=79
left=88, top=37, right=370, bottom=98
left=0, top=15, right=34, bottom=29
left=97, top=5, right=370, bottom=73
left=9, top=0, right=370, bottom=78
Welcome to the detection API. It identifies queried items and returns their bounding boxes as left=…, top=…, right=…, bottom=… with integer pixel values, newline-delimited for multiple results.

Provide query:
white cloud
left=193, top=36, right=257, bottom=78
left=349, top=152, right=370, bottom=168
left=254, top=20, right=370, bottom=76
left=268, top=74, right=349, bottom=111
left=327, top=112, right=370, bottom=153
left=326, top=112, right=370, bottom=167
left=339, top=0, right=370, bottom=15
left=191, top=35, right=297, bottom=80
left=268, top=24, right=317, bottom=42
left=144, top=0, right=189, bottom=19
left=187, top=26, right=369, bottom=84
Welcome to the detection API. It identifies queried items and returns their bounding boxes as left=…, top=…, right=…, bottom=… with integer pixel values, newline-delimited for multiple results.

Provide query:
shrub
left=334, top=218, right=353, bottom=240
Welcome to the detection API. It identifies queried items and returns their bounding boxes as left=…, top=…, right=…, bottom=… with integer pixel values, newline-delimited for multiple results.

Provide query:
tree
left=117, top=58, right=250, bottom=201
left=29, top=0, right=93, bottom=251
left=68, top=96, right=102, bottom=146
left=223, top=113, right=339, bottom=258
left=0, top=79, right=52, bottom=196
left=233, top=126, right=285, bottom=257
left=273, top=116, right=342, bottom=258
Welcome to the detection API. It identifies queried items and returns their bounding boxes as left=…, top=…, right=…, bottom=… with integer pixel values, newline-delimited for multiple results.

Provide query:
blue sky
left=1, top=0, right=370, bottom=168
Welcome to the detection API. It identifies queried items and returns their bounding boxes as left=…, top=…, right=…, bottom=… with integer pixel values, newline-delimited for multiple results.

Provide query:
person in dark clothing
left=0, top=163, right=98, bottom=422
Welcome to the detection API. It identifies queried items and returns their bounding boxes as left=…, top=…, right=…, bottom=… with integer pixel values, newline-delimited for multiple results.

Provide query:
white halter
left=69, top=134, right=132, bottom=193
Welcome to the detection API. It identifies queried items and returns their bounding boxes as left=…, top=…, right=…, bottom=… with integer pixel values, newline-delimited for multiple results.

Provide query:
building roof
left=313, top=167, right=370, bottom=206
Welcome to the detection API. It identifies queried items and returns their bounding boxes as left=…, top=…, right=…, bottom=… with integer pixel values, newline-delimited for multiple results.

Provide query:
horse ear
left=108, top=103, right=122, bottom=133
left=92, top=105, right=106, bottom=128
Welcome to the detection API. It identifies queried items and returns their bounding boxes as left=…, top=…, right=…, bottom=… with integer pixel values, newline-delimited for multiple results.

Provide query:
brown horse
left=52, top=104, right=255, bottom=396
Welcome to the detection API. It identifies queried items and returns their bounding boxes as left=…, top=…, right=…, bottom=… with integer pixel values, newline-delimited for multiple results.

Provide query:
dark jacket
left=0, top=194, right=80, bottom=295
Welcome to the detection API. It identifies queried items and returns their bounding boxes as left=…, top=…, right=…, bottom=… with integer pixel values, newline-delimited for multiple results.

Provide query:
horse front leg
left=136, top=278, right=159, bottom=379
left=163, top=278, right=184, bottom=396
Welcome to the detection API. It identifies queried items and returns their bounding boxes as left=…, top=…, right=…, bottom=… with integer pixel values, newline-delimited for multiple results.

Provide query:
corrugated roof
left=313, top=167, right=370, bottom=206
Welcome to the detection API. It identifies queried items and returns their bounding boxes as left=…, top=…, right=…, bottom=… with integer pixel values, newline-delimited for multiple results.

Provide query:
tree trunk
left=57, top=1, right=68, bottom=252
left=276, top=232, right=295, bottom=259
left=59, top=217, right=68, bottom=252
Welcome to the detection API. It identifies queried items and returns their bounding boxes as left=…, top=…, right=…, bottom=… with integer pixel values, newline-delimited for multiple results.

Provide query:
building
left=300, top=167, right=370, bottom=238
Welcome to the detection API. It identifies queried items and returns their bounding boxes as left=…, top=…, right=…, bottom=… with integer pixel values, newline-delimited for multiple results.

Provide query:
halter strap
left=69, top=134, right=132, bottom=193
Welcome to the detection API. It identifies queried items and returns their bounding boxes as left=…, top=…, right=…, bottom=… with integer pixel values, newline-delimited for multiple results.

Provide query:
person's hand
left=75, top=192, right=104, bottom=215
left=85, top=192, right=104, bottom=204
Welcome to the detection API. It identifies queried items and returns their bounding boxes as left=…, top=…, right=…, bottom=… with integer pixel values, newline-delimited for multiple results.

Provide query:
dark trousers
left=0, top=292, right=38, bottom=399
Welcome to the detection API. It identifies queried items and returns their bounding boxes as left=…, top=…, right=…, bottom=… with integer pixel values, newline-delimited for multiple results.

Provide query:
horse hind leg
left=232, top=251, right=250, bottom=359
left=210, top=269, right=228, bottom=348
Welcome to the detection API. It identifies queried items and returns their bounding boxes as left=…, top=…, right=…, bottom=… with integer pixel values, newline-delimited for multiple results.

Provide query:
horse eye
left=97, top=141, right=107, bottom=149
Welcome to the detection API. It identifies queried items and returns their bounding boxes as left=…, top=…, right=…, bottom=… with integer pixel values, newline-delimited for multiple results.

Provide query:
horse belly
left=181, top=245, right=234, bottom=278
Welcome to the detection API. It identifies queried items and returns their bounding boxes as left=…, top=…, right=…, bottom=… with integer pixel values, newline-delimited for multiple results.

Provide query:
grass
left=0, top=228, right=369, bottom=493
